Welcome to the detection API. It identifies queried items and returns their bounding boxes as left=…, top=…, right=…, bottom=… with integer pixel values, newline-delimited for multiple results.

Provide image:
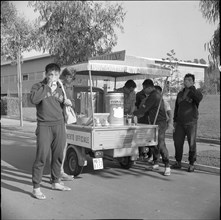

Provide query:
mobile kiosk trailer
left=64, top=51, right=170, bottom=176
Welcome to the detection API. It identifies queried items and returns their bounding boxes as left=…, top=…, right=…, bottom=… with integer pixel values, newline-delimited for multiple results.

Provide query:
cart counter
left=66, top=124, right=158, bottom=151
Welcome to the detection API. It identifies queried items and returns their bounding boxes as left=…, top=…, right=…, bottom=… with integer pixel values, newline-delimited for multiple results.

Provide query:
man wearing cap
left=116, top=79, right=137, bottom=115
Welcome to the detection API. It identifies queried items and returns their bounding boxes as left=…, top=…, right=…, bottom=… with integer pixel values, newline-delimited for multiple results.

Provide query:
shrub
left=1, top=97, right=19, bottom=116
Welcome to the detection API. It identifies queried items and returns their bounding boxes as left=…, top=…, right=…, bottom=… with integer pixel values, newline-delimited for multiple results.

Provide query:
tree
left=1, top=1, right=17, bottom=26
left=193, top=58, right=199, bottom=64
left=28, top=1, right=126, bottom=66
left=161, top=49, right=182, bottom=94
left=1, top=1, right=36, bottom=61
left=1, top=1, right=37, bottom=127
left=199, top=0, right=220, bottom=68
left=199, top=58, right=207, bottom=64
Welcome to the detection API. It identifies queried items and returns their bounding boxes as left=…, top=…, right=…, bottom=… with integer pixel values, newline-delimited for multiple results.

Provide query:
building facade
left=1, top=54, right=55, bottom=96
left=1, top=54, right=208, bottom=97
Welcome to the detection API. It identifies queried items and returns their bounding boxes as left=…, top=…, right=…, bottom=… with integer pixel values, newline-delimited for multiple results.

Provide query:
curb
left=169, top=159, right=220, bottom=174
left=135, top=160, right=220, bottom=174
left=165, top=134, right=220, bottom=145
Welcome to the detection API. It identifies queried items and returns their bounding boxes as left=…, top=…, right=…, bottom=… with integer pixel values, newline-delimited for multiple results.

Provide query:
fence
left=1, top=97, right=19, bottom=116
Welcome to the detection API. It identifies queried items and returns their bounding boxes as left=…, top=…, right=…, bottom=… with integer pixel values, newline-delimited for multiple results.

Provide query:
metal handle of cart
left=153, top=76, right=169, bottom=125
left=88, top=64, right=95, bottom=128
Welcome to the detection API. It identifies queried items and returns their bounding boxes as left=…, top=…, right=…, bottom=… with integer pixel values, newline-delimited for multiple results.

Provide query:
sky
left=12, top=1, right=218, bottom=62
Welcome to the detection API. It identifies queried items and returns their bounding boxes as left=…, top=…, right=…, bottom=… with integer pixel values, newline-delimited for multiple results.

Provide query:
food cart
left=64, top=51, right=170, bottom=176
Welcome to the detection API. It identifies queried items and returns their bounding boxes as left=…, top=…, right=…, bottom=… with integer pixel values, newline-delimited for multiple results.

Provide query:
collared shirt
left=116, top=87, right=136, bottom=115
left=164, top=99, right=171, bottom=112
left=63, top=81, right=75, bottom=109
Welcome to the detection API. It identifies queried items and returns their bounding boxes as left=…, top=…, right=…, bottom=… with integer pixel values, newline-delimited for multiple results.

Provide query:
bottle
left=133, top=116, right=138, bottom=125
left=126, top=114, right=129, bottom=124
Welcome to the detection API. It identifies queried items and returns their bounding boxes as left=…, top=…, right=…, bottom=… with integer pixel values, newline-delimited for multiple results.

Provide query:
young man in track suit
left=30, top=63, right=72, bottom=200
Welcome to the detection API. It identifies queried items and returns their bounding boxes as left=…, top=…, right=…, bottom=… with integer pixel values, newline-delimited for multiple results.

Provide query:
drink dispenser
left=73, top=86, right=104, bottom=116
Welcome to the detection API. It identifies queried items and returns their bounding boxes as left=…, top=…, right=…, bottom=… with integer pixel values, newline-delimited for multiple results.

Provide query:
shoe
left=32, top=188, right=46, bottom=200
left=60, top=172, right=74, bottom=181
left=52, top=183, right=71, bottom=191
left=171, top=161, right=182, bottom=169
left=164, top=167, right=171, bottom=176
left=151, top=164, right=160, bottom=170
left=50, top=178, right=64, bottom=185
left=144, top=156, right=153, bottom=163
left=188, top=165, right=195, bottom=172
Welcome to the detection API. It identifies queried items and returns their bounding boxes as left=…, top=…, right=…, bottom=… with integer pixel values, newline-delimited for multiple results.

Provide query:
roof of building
left=1, top=53, right=51, bottom=66
left=1, top=52, right=209, bottom=69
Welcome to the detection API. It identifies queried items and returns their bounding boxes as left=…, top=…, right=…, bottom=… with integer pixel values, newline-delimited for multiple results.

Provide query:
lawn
left=165, top=94, right=220, bottom=140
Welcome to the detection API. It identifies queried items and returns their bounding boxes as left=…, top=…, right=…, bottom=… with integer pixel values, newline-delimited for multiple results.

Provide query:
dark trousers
left=32, top=123, right=66, bottom=188
left=153, top=121, right=170, bottom=167
left=173, top=122, right=197, bottom=164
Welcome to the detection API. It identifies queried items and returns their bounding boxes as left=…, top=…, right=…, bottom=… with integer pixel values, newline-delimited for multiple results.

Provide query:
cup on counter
left=127, top=118, right=132, bottom=125
left=133, top=116, right=138, bottom=125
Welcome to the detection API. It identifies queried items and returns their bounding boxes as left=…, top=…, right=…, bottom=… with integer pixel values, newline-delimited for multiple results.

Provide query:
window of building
left=23, top=74, right=28, bottom=81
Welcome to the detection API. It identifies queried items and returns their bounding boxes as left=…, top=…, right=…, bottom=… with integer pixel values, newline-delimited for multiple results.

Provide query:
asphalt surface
left=1, top=117, right=220, bottom=219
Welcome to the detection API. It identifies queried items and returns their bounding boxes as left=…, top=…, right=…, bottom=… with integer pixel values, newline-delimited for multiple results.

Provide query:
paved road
left=1, top=128, right=220, bottom=220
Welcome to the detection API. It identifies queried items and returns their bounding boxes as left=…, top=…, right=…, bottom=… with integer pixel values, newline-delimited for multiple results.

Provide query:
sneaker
left=151, top=164, right=160, bottom=170
left=32, top=188, right=46, bottom=200
left=171, top=161, right=182, bottom=169
left=50, top=178, right=64, bottom=185
left=52, top=183, right=71, bottom=191
left=188, top=165, right=195, bottom=172
left=164, top=167, right=171, bottom=176
left=144, top=156, right=153, bottom=163
left=60, top=172, right=74, bottom=181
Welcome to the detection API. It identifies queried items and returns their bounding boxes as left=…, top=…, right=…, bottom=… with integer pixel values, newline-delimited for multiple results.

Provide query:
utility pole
left=17, top=45, right=23, bottom=127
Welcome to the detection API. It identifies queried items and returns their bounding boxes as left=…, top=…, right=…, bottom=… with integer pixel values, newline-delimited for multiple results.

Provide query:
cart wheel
left=67, top=149, right=83, bottom=177
left=118, top=156, right=133, bottom=169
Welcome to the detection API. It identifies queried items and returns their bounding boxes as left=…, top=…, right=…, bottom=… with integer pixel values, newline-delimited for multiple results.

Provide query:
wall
left=1, top=55, right=55, bottom=96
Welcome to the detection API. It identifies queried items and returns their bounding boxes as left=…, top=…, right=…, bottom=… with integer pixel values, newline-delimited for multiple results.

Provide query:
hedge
left=1, top=97, right=19, bottom=116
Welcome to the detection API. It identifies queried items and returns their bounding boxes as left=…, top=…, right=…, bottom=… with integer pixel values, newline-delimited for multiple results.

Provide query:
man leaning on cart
left=133, top=79, right=171, bottom=176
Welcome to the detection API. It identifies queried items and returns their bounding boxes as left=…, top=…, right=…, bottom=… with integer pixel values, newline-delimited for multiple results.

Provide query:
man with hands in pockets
left=30, top=63, right=72, bottom=200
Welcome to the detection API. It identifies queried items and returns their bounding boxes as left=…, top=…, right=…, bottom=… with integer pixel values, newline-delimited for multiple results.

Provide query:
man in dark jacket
left=133, top=79, right=171, bottom=176
left=172, top=73, right=203, bottom=172
left=135, top=80, right=152, bottom=160
left=30, top=63, right=72, bottom=200
left=135, top=82, right=150, bottom=124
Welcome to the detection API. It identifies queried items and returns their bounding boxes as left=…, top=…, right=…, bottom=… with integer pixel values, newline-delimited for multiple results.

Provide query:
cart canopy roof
left=65, top=50, right=170, bottom=78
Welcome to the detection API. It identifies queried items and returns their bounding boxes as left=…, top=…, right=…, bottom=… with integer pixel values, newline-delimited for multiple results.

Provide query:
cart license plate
left=93, top=158, right=103, bottom=170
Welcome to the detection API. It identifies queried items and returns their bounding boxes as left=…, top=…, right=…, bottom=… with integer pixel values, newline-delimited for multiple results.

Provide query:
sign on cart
left=93, top=158, right=104, bottom=170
